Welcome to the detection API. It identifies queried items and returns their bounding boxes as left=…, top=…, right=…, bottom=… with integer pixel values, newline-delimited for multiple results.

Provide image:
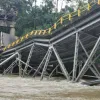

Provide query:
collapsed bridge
left=0, top=1, right=100, bottom=82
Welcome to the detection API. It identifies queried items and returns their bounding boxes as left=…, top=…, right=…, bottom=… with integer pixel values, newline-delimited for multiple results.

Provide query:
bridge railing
left=3, top=0, right=100, bottom=51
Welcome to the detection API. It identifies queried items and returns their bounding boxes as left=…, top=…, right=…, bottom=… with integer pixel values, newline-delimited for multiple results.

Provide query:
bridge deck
left=2, top=4, right=100, bottom=63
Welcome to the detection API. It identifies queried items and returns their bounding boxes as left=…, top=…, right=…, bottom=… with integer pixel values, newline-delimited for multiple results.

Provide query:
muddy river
left=0, top=75, right=100, bottom=100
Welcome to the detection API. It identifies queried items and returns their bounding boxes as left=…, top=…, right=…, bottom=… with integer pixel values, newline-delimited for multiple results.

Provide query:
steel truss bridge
left=0, top=0, right=100, bottom=82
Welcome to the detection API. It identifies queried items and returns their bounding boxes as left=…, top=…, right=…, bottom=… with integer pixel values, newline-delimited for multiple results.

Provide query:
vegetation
left=0, top=0, right=88, bottom=36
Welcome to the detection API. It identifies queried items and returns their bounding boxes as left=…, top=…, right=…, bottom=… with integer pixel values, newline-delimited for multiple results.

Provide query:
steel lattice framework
left=0, top=1, right=100, bottom=82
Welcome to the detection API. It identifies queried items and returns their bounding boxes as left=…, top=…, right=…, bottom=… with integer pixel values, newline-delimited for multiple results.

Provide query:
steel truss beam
left=2, top=41, right=49, bottom=56
left=52, top=18, right=100, bottom=45
left=33, top=45, right=70, bottom=80
left=52, top=46, right=70, bottom=80
left=17, top=42, right=49, bottom=52
left=39, top=45, right=70, bottom=80
left=33, top=48, right=51, bottom=77
left=16, top=58, right=41, bottom=75
left=79, top=38, right=100, bottom=78
left=80, top=31, right=98, bottom=39
left=35, top=43, right=49, bottom=47
left=78, top=61, right=83, bottom=75
left=18, top=53, right=22, bottom=76
left=3, top=59, right=18, bottom=75
left=1, top=8, right=100, bottom=83
left=0, top=52, right=18, bottom=66
left=49, top=64, right=59, bottom=78
left=81, top=57, right=100, bottom=79
left=50, top=11, right=100, bottom=43
left=72, top=33, right=100, bottom=81
left=72, top=32, right=79, bottom=81
left=76, top=36, right=100, bottom=82
left=34, top=39, right=50, bottom=42
left=23, top=44, right=35, bottom=76
left=41, top=47, right=52, bottom=80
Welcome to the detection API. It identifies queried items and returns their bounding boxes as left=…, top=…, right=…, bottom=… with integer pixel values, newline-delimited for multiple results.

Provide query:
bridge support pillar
left=10, top=27, right=15, bottom=36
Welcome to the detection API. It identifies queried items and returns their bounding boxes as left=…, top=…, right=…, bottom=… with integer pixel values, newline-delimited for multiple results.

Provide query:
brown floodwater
left=0, top=75, right=100, bottom=100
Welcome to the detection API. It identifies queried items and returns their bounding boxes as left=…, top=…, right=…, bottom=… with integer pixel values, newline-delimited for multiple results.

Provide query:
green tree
left=15, top=0, right=55, bottom=36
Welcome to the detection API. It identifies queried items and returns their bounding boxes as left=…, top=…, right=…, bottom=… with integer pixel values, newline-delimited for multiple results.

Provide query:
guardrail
left=3, top=0, right=100, bottom=51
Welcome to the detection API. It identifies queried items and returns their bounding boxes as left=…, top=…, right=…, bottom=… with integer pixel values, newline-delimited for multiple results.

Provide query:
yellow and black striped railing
left=3, top=0, right=100, bottom=51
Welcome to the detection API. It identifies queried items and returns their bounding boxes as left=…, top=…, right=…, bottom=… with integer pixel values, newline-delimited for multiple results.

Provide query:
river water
left=0, top=76, right=100, bottom=100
